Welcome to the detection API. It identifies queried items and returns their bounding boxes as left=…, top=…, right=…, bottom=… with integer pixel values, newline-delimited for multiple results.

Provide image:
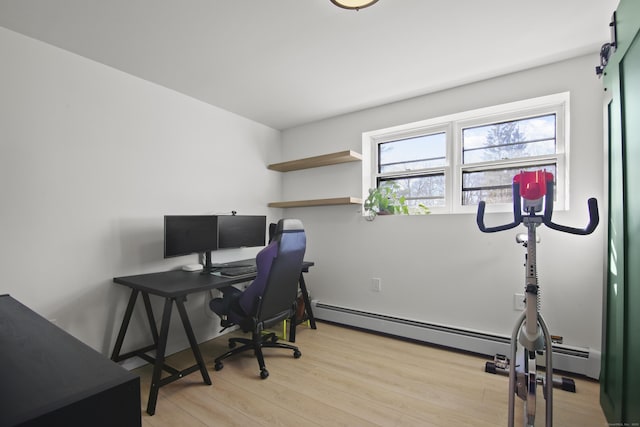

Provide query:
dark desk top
left=0, top=295, right=139, bottom=427
left=114, top=260, right=314, bottom=299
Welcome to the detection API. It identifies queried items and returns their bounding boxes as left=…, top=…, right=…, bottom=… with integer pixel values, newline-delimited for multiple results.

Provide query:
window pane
left=462, top=164, right=556, bottom=205
left=462, top=114, right=556, bottom=164
left=379, top=132, right=446, bottom=173
left=380, top=174, right=445, bottom=209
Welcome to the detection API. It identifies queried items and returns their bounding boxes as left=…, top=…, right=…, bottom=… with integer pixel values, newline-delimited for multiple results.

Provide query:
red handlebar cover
left=513, top=170, right=554, bottom=201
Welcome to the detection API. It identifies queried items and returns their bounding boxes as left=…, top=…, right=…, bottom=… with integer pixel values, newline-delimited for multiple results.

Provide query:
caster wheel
left=260, top=369, right=269, bottom=379
left=293, top=350, right=302, bottom=359
left=214, top=361, right=224, bottom=371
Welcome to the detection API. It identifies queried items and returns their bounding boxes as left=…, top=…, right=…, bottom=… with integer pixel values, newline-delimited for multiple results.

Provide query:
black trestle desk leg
left=299, top=273, right=316, bottom=329
left=111, top=289, right=139, bottom=361
left=142, top=292, right=159, bottom=344
left=175, top=296, right=212, bottom=385
left=147, top=297, right=174, bottom=416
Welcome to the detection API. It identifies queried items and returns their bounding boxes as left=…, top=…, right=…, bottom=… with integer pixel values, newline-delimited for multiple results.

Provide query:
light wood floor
left=134, top=321, right=609, bottom=426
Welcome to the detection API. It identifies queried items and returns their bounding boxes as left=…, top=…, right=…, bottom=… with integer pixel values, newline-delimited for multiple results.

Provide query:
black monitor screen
left=164, top=215, right=219, bottom=258
left=217, top=215, right=266, bottom=249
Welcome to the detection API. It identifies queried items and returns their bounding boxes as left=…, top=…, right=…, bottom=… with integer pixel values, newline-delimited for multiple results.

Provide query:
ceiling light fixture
left=330, top=0, right=379, bottom=11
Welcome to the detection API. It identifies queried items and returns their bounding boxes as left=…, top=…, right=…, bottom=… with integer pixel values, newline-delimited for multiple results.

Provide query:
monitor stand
left=200, top=250, right=215, bottom=275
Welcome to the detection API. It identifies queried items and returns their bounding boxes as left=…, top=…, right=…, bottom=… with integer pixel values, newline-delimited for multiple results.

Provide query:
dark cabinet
left=0, top=295, right=141, bottom=427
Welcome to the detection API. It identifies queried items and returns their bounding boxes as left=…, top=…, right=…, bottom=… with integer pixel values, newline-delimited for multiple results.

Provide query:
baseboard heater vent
left=312, top=301, right=600, bottom=379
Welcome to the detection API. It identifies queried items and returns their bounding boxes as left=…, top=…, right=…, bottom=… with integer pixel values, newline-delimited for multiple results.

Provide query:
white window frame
left=362, top=92, right=570, bottom=215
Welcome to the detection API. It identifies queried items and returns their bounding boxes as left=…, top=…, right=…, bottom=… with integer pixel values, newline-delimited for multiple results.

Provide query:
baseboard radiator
left=311, top=301, right=600, bottom=379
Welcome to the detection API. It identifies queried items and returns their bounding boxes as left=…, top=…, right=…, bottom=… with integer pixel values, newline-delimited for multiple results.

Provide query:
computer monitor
left=164, top=215, right=218, bottom=270
left=217, top=215, right=267, bottom=249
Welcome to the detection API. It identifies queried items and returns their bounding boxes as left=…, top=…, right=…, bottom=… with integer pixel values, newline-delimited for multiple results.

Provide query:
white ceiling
left=0, top=0, right=618, bottom=130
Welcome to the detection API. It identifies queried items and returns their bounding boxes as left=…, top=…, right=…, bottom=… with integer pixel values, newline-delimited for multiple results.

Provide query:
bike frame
left=477, top=170, right=598, bottom=427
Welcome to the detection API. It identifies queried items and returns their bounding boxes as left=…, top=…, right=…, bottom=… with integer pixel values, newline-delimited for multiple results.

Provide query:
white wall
left=281, top=54, right=606, bottom=352
left=0, top=27, right=282, bottom=361
left=0, top=24, right=606, bottom=363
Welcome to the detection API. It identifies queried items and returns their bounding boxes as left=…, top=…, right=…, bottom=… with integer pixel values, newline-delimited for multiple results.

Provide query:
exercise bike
left=476, top=170, right=599, bottom=427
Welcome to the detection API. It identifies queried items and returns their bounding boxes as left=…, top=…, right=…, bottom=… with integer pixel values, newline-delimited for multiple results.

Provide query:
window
left=363, top=93, right=569, bottom=214
left=377, top=132, right=447, bottom=209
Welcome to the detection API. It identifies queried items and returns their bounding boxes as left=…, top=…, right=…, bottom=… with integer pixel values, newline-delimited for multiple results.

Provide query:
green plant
left=364, top=184, right=430, bottom=220
left=364, top=184, right=408, bottom=217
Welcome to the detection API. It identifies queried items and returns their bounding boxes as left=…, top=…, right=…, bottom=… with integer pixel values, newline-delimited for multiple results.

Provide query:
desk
left=1, top=295, right=141, bottom=427
left=111, top=260, right=314, bottom=415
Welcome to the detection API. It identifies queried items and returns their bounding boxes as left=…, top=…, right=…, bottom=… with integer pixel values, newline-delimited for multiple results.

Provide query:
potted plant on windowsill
left=364, top=184, right=407, bottom=217
left=364, top=183, right=430, bottom=220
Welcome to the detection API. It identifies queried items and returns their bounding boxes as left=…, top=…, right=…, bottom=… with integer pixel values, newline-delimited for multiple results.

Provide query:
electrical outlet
left=371, top=278, right=382, bottom=292
left=551, top=335, right=563, bottom=344
left=513, top=293, right=525, bottom=311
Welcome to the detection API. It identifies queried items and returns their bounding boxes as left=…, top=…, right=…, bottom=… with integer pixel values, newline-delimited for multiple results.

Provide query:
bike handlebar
left=476, top=182, right=522, bottom=233
left=542, top=180, right=599, bottom=235
left=477, top=180, right=599, bottom=235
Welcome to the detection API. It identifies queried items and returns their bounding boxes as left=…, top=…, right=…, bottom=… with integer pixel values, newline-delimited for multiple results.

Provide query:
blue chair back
left=257, top=219, right=306, bottom=326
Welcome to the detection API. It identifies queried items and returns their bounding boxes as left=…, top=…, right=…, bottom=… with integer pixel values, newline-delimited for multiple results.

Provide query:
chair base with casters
left=214, top=327, right=301, bottom=379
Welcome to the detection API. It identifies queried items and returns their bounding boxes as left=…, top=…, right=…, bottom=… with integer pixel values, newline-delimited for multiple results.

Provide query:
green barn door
left=601, top=93, right=625, bottom=421
left=620, top=24, right=640, bottom=423
left=601, top=0, right=640, bottom=423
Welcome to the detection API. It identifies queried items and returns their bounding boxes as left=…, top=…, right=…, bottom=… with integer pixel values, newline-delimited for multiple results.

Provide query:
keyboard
left=218, top=265, right=257, bottom=278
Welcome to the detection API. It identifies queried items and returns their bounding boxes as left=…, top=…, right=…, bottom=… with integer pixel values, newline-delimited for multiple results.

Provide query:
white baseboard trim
left=312, top=300, right=600, bottom=379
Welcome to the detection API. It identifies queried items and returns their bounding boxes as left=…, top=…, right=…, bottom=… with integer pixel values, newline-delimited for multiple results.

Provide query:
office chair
left=209, top=218, right=306, bottom=379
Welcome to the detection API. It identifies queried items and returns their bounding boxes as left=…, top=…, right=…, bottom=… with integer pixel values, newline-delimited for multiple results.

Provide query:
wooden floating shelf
left=268, top=150, right=362, bottom=172
left=268, top=197, right=363, bottom=208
